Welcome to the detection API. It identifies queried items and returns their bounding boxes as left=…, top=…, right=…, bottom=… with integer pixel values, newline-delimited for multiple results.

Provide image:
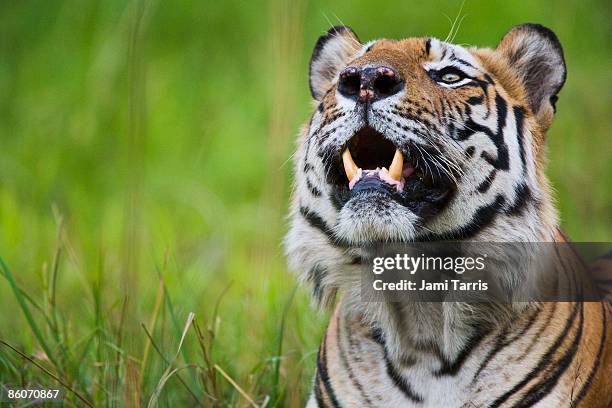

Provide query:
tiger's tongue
left=343, top=148, right=407, bottom=192
left=349, top=168, right=405, bottom=192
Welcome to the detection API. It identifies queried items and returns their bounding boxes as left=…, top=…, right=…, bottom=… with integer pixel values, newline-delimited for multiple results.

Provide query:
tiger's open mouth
left=328, top=126, right=455, bottom=219
left=342, top=127, right=415, bottom=193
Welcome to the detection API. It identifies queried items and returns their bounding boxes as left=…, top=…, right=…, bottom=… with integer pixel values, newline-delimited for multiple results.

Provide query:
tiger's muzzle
left=326, top=125, right=456, bottom=230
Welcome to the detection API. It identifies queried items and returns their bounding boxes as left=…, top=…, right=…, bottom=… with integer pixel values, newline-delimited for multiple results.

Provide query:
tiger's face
left=286, top=24, right=566, bottom=305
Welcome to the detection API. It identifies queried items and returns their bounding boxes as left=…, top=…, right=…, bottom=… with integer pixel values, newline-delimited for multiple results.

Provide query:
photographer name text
left=371, top=254, right=489, bottom=292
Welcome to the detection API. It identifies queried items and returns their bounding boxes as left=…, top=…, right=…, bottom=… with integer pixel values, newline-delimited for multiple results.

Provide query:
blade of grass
left=92, top=252, right=105, bottom=405
left=49, top=210, right=64, bottom=312
left=0, top=257, right=61, bottom=371
left=0, top=273, right=55, bottom=329
left=270, top=284, right=298, bottom=406
left=139, top=277, right=165, bottom=392
left=112, top=295, right=129, bottom=407
left=191, top=318, right=217, bottom=402
left=124, top=357, right=141, bottom=408
left=43, top=222, right=78, bottom=389
left=147, top=365, right=199, bottom=408
left=0, top=344, right=20, bottom=377
left=147, top=312, right=196, bottom=407
left=208, top=282, right=232, bottom=359
left=0, top=339, right=94, bottom=407
left=176, top=312, right=194, bottom=360
left=158, top=267, right=199, bottom=388
left=214, top=364, right=259, bottom=408
left=74, top=329, right=99, bottom=380
left=141, top=323, right=201, bottom=404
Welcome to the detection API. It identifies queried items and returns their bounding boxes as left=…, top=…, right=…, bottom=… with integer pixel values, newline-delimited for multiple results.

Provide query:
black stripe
left=552, top=244, right=574, bottom=295
left=476, top=169, right=497, bottom=193
left=314, top=375, right=327, bottom=407
left=572, top=302, right=608, bottom=405
left=472, top=308, right=541, bottom=383
left=518, top=303, right=558, bottom=360
left=489, top=301, right=581, bottom=407
left=435, top=325, right=491, bottom=376
left=472, top=326, right=509, bottom=382
left=425, top=38, right=431, bottom=56
left=336, top=313, right=373, bottom=406
left=480, top=94, right=509, bottom=170
left=317, top=331, right=342, bottom=407
left=513, top=106, right=527, bottom=172
left=303, top=129, right=314, bottom=169
left=506, top=183, right=532, bottom=216
left=309, top=266, right=326, bottom=304
left=467, top=96, right=484, bottom=105
left=448, top=53, right=476, bottom=69
left=369, top=327, right=385, bottom=345
left=456, top=118, right=494, bottom=147
left=391, top=108, right=435, bottom=129
left=513, top=302, right=584, bottom=407
left=457, top=93, right=509, bottom=170
left=455, top=58, right=475, bottom=68
left=372, top=328, right=423, bottom=402
left=505, top=306, right=542, bottom=344
left=440, top=98, right=448, bottom=119
left=300, top=206, right=333, bottom=237
left=306, top=177, right=322, bottom=197
left=299, top=206, right=347, bottom=247
left=383, top=348, right=423, bottom=403
left=422, top=194, right=505, bottom=241
left=316, top=126, right=341, bottom=149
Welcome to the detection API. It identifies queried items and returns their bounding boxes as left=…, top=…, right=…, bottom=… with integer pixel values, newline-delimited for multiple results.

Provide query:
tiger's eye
left=441, top=72, right=461, bottom=82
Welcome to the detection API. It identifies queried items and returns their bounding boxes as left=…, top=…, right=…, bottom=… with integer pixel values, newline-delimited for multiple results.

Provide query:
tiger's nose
left=337, top=66, right=404, bottom=102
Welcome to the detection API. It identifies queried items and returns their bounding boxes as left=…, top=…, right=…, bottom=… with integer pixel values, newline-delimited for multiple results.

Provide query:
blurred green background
left=0, top=0, right=610, bottom=406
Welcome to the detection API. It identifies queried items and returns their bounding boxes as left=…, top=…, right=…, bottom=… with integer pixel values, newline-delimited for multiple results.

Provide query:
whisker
left=403, top=116, right=466, bottom=178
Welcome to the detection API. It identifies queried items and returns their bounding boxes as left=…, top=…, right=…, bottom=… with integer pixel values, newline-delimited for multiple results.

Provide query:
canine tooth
left=389, top=149, right=404, bottom=181
left=342, top=148, right=359, bottom=182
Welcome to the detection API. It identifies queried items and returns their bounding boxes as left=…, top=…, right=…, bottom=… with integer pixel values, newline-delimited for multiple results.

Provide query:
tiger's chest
left=308, top=303, right=606, bottom=408
left=309, top=345, right=573, bottom=408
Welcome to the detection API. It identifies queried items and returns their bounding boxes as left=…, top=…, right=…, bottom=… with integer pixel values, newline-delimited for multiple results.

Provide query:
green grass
left=0, top=0, right=610, bottom=406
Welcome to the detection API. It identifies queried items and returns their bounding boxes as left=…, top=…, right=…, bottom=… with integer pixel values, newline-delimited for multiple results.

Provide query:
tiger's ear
left=309, top=26, right=361, bottom=101
left=496, top=24, right=566, bottom=129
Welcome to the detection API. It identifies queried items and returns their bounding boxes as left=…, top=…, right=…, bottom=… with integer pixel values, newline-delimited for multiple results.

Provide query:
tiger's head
left=285, top=24, right=566, bottom=306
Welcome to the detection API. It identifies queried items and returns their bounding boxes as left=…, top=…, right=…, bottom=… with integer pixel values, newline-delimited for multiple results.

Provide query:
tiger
left=284, top=23, right=611, bottom=407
